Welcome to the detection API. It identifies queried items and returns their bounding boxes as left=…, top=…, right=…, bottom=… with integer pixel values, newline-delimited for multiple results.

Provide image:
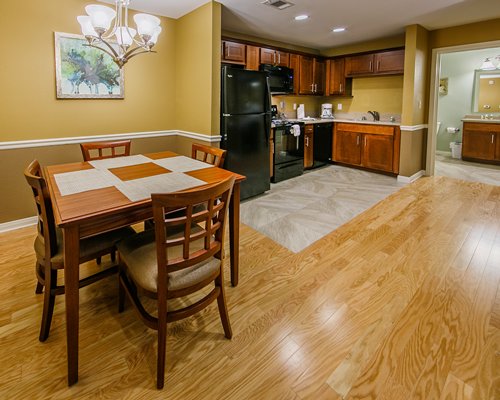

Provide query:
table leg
left=63, top=226, right=80, bottom=386
left=229, top=182, right=240, bottom=287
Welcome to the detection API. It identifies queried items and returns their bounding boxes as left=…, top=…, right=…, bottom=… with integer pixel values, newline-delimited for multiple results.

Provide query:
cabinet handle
left=369, top=60, right=372, bottom=70
left=278, top=53, right=281, bottom=64
left=377, top=60, right=380, bottom=71
left=357, top=135, right=360, bottom=146
left=339, top=83, right=342, bottom=92
left=273, top=52, right=276, bottom=64
left=493, top=134, right=495, bottom=144
left=365, top=137, right=367, bottom=147
left=311, top=83, right=314, bottom=92
left=306, top=136, right=309, bottom=147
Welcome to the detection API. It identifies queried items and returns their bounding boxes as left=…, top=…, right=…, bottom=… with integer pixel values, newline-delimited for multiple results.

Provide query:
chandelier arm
left=84, top=42, right=119, bottom=61
left=123, top=48, right=157, bottom=61
left=95, top=38, right=121, bottom=60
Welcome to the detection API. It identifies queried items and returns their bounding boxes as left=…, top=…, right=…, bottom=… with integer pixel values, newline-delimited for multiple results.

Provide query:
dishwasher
left=312, top=122, right=333, bottom=168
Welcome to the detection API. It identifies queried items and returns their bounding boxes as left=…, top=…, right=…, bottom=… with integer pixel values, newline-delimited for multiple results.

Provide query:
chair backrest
left=191, top=144, right=227, bottom=168
left=151, top=176, right=235, bottom=278
left=24, top=160, right=58, bottom=257
left=80, top=140, right=131, bottom=161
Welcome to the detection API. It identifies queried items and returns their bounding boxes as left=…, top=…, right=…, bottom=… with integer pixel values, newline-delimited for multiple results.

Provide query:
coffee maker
left=321, top=103, right=334, bottom=119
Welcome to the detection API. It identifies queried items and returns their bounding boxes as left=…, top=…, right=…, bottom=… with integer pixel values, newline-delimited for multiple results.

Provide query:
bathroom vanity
left=461, top=120, right=500, bottom=164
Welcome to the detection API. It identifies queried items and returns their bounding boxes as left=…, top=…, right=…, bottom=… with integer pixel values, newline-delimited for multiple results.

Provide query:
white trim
left=400, top=124, right=428, bottom=131
left=0, top=130, right=221, bottom=150
left=0, top=216, right=37, bottom=233
left=435, top=150, right=452, bottom=156
left=397, top=169, right=425, bottom=184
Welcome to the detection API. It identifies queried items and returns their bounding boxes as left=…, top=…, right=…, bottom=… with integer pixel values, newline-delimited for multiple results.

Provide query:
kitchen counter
left=271, top=118, right=400, bottom=127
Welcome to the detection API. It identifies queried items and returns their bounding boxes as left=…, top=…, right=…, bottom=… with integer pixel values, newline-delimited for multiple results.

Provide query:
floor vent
left=261, top=0, right=294, bottom=10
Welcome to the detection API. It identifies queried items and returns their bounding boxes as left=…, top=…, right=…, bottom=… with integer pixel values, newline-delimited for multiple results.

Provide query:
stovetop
left=272, top=119, right=304, bottom=127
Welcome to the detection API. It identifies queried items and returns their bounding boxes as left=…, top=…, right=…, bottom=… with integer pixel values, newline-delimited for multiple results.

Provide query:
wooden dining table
left=43, top=150, right=246, bottom=386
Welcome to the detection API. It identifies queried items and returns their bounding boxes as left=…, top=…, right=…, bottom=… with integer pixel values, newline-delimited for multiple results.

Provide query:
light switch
left=337, top=103, right=342, bottom=110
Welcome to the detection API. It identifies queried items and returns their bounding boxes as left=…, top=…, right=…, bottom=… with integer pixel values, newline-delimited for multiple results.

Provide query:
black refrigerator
left=220, top=66, right=272, bottom=200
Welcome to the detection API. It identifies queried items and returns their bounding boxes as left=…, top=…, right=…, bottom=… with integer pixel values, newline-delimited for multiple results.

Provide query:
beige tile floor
left=434, top=153, right=500, bottom=186
left=240, top=165, right=406, bottom=253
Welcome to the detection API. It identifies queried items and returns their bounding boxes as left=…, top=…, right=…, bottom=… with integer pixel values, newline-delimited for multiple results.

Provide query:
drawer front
left=463, top=122, right=500, bottom=132
left=335, top=123, right=395, bottom=136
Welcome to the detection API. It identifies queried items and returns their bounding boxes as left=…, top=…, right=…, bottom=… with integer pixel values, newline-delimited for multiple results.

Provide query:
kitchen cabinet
left=246, top=45, right=260, bottom=71
left=462, top=122, right=500, bottom=163
left=333, top=123, right=400, bottom=173
left=298, top=56, right=325, bottom=95
left=345, top=49, right=404, bottom=77
left=260, top=47, right=289, bottom=67
left=304, top=125, right=314, bottom=168
left=222, top=41, right=246, bottom=64
left=326, top=58, right=351, bottom=96
left=289, top=53, right=300, bottom=95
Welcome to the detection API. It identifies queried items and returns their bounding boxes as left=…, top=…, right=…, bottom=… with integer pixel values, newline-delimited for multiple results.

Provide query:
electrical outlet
left=293, top=103, right=297, bottom=110
left=279, top=101, right=285, bottom=109
left=337, top=103, right=342, bottom=110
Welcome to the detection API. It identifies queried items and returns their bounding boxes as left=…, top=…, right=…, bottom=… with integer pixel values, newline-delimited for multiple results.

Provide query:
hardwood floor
left=0, top=176, right=499, bottom=399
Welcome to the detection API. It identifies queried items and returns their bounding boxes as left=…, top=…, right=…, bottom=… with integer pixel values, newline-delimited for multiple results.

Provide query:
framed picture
left=439, top=78, right=448, bottom=96
left=54, top=32, right=124, bottom=99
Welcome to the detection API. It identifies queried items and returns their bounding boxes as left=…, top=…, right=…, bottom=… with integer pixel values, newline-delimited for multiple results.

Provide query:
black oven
left=272, top=121, right=304, bottom=183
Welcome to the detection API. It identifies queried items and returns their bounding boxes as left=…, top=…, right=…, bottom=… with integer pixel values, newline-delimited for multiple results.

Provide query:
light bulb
left=85, top=5, right=116, bottom=33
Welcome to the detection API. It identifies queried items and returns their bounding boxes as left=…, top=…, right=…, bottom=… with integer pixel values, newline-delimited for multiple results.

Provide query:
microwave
left=259, top=64, right=294, bottom=94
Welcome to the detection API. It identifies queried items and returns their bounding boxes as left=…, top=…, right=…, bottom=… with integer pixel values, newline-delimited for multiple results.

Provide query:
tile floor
left=434, top=153, right=500, bottom=186
left=240, top=165, right=406, bottom=253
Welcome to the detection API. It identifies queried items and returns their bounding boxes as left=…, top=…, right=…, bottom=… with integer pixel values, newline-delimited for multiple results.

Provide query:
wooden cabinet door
left=260, top=47, right=275, bottom=65
left=304, top=125, right=314, bottom=168
left=362, top=134, right=394, bottom=172
left=222, top=41, right=246, bottom=63
left=333, top=130, right=361, bottom=165
left=462, top=129, right=496, bottom=161
left=496, top=133, right=500, bottom=161
left=277, top=51, right=289, bottom=67
left=289, top=53, right=300, bottom=95
left=313, top=59, right=326, bottom=95
left=327, top=58, right=346, bottom=95
left=299, top=56, right=314, bottom=95
left=374, top=50, right=405, bottom=74
left=345, top=54, right=374, bottom=76
left=246, top=45, right=260, bottom=71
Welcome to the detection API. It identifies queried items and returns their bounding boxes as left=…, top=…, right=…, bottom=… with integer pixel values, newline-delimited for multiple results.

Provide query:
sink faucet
left=368, top=111, right=380, bottom=121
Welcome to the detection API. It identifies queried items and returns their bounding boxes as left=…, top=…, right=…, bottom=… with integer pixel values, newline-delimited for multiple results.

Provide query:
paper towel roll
left=447, top=127, right=459, bottom=133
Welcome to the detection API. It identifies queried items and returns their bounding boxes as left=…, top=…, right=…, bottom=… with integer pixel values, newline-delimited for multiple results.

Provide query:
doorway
left=426, top=40, right=500, bottom=185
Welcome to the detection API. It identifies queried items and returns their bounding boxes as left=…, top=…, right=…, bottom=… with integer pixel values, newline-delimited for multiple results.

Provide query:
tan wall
left=429, top=18, right=500, bottom=49
left=175, top=2, right=220, bottom=135
left=399, top=129, right=426, bottom=177
left=0, top=0, right=176, bottom=141
left=320, top=35, right=405, bottom=57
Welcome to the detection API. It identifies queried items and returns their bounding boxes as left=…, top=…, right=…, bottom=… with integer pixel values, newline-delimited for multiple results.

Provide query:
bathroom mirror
left=471, top=69, right=500, bottom=112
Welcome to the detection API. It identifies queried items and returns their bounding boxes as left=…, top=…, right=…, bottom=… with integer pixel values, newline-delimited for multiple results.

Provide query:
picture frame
left=439, top=78, right=448, bottom=96
left=54, top=32, right=124, bottom=99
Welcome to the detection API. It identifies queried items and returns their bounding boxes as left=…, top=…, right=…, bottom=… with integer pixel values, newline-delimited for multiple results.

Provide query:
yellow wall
left=175, top=2, right=220, bottom=135
left=429, top=18, right=500, bottom=49
left=0, top=0, right=176, bottom=141
left=321, top=35, right=405, bottom=57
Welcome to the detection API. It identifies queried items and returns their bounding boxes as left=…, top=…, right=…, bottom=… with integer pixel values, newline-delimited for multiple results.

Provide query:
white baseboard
left=435, top=150, right=452, bottom=156
left=0, top=216, right=37, bottom=233
left=397, top=169, right=426, bottom=184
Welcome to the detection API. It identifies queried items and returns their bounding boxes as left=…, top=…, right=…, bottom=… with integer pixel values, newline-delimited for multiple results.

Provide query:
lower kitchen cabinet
left=462, top=122, right=500, bottom=163
left=304, top=125, right=314, bottom=168
left=333, top=123, right=400, bottom=174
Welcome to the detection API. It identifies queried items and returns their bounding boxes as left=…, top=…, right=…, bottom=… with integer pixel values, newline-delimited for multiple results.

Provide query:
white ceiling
left=101, top=0, right=500, bottom=50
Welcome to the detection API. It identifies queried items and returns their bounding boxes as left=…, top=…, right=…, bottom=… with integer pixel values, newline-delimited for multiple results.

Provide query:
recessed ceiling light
left=294, top=15, right=309, bottom=21
left=332, top=27, right=346, bottom=33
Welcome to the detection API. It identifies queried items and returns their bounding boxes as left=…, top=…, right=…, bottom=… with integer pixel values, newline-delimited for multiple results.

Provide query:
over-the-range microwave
left=259, top=64, right=294, bottom=94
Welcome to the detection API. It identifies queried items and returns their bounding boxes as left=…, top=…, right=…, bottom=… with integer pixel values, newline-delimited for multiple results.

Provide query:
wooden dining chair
left=80, top=140, right=131, bottom=161
left=24, top=160, right=135, bottom=342
left=191, top=144, right=227, bottom=167
left=117, top=176, right=235, bottom=389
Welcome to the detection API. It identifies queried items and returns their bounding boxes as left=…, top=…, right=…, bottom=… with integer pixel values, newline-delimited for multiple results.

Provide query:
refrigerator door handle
left=223, top=113, right=231, bottom=117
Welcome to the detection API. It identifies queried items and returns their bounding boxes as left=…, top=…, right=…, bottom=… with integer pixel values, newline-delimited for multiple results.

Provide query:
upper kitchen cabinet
left=326, top=58, right=352, bottom=96
left=246, top=45, right=260, bottom=71
left=222, top=41, right=246, bottom=65
left=289, top=53, right=300, bottom=94
left=260, top=47, right=290, bottom=67
left=345, top=49, right=405, bottom=77
left=299, top=56, right=325, bottom=95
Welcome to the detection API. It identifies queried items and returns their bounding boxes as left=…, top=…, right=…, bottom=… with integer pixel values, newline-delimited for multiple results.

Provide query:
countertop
left=462, top=118, right=500, bottom=124
left=272, top=118, right=400, bottom=127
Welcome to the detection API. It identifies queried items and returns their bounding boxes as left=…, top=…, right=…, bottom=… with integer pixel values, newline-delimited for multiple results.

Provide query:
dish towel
left=291, top=124, right=301, bottom=137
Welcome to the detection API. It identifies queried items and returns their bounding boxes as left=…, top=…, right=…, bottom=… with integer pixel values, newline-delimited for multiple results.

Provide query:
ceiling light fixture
left=294, top=15, right=309, bottom=21
left=77, top=0, right=162, bottom=69
left=332, top=27, right=346, bottom=33
left=480, top=57, right=496, bottom=70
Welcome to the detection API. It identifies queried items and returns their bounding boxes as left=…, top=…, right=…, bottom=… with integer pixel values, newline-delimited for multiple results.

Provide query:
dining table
left=43, top=150, right=246, bottom=386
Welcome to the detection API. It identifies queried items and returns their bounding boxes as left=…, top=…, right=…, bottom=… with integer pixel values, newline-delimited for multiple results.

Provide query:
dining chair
left=24, top=160, right=135, bottom=342
left=117, top=176, right=235, bottom=389
left=191, top=144, right=227, bottom=167
left=80, top=140, right=131, bottom=161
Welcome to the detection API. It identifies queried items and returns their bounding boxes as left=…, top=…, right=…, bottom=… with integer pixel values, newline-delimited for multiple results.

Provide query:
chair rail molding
left=0, top=130, right=221, bottom=150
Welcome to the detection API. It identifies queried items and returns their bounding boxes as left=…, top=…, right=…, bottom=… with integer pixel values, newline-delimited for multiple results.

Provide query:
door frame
left=425, top=39, right=500, bottom=176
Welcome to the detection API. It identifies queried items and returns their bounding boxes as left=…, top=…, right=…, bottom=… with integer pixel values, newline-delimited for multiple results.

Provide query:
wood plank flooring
left=0, top=176, right=499, bottom=399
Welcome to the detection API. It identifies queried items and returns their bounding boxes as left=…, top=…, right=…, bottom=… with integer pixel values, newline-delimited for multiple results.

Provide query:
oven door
left=274, top=126, right=304, bottom=164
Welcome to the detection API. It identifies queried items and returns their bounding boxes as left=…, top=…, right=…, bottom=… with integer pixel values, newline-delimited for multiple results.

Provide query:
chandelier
left=77, top=0, right=162, bottom=68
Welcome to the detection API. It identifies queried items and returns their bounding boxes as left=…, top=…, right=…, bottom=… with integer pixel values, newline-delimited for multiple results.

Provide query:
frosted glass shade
left=77, top=16, right=98, bottom=37
left=85, top=5, right=116, bottom=32
left=114, top=27, right=136, bottom=47
left=148, top=26, right=162, bottom=45
left=480, top=58, right=496, bottom=71
left=134, top=13, right=161, bottom=38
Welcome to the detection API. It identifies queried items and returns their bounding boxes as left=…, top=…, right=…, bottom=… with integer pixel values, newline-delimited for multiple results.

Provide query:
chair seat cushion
left=117, top=227, right=220, bottom=293
left=34, top=226, right=136, bottom=265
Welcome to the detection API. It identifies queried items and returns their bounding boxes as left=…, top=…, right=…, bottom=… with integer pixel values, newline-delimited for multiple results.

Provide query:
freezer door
left=222, top=67, right=269, bottom=115
left=221, top=113, right=271, bottom=200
